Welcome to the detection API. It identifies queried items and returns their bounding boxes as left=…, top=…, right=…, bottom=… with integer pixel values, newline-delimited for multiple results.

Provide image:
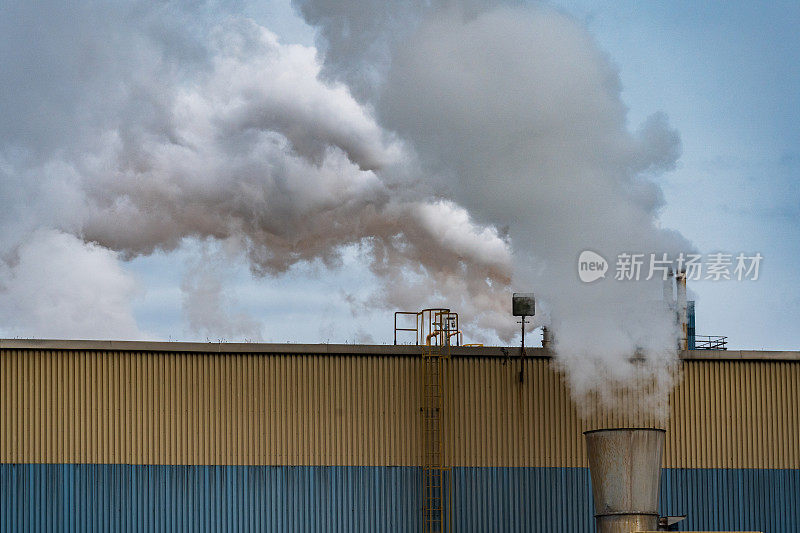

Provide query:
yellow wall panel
left=1, top=346, right=798, bottom=468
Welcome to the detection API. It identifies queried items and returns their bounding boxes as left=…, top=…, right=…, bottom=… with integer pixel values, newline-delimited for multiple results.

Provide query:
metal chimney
left=662, top=267, right=675, bottom=306
left=541, top=326, right=553, bottom=350
left=676, top=269, right=688, bottom=350
left=584, top=428, right=666, bottom=533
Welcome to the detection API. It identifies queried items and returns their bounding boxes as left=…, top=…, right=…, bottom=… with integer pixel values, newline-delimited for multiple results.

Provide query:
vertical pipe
left=541, top=327, right=553, bottom=351
left=662, top=268, right=674, bottom=306
left=676, top=269, right=688, bottom=351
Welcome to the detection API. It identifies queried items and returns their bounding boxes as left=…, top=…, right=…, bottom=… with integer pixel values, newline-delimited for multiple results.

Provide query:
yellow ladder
left=421, top=312, right=453, bottom=532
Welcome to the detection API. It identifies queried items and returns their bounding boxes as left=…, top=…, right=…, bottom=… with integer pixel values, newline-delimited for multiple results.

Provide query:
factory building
left=1, top=339, right=798, bottom=531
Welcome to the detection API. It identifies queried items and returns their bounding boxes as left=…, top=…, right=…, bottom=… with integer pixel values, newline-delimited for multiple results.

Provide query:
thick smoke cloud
left=1, top=0, right=692, bottom=416
left=297, top=0, right=692, bottom=417
left=0, top=1, right=512, bottom=340
left=0, top=230, right=142, bottom=339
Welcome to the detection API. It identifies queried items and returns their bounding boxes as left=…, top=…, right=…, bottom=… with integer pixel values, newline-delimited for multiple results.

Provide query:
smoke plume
left=0, top=230, right=142, bottom=339
left=0, top=0, right=692, bottom=415
left=0, top=1, right=511, bottom=341
left=296, top=0, right=691, bottom=417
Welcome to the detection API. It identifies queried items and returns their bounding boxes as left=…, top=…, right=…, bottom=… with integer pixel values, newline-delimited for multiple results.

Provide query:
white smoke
left=0, top=230, right=142, bottom=339
left=1, top=0, right=692, bottom=416
left=0, top=3, right=512, bottom=341
left=181, top=241, right=264, bottom=342
left=296, top=0, right=692, bottom=416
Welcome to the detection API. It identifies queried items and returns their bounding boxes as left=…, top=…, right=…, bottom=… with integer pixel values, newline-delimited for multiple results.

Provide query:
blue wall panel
left=1, top=465, right=421, bottom=533
left=660, top=468, right=800, bottom=532
left=450, top=467, right=595, bottom=532
left=2, top=465, right=798, bottom=532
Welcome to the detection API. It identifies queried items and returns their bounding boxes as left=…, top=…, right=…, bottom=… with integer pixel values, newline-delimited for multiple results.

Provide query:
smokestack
left=676, top=269, right=687, bottom=350
left=584, top=428, right=665, bottom=533
left=662, top=268, right=674, bottom=306
left=542, top=326, right=553, bottom=350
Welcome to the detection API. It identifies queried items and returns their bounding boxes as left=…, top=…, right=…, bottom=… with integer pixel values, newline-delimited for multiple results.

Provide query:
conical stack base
left=584, top=428, right=665, bottom=533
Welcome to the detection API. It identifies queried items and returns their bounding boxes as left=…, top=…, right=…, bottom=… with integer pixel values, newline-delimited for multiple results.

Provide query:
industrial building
left=1, top=335, right=798, bottom=531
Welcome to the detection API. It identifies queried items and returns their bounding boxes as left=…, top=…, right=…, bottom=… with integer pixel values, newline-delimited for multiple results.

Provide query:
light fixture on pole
left=512, top=293, right=535, bottom=383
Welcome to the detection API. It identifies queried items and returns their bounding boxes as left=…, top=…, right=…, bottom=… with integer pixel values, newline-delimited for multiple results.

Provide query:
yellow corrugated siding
left=443, top=358, right=666, bottom=468
left=1, top=350, right=425, bottom=466
left=667, top=359, right=800, bottom=470
left=1, top=349, right=798, bottom=468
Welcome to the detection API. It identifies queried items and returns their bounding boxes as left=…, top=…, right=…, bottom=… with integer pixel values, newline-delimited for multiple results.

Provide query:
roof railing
left=694, top=335, right=728, bottom=350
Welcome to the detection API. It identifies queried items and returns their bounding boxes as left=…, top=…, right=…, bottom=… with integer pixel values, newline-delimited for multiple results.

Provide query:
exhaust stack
left=663, top=267, right=675, bottom=306
left=584, top=428, right=665, bottom=533
left=676, top=269, right=688, bottom=350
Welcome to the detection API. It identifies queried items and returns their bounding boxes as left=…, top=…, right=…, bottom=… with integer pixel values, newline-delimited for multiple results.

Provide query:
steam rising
left=0, top=1, right=692, bottom=416
left=296, top=0, right=690, bottom=417
left=0, top=3, right=511, bottom=341
left=0, top=230, right=141, bottom=339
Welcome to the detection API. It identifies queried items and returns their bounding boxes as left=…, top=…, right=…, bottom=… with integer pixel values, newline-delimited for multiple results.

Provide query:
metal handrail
left=394, top=309, right=460, bottom=348
left=394, top=311, right=419, bottom=345
left=694, top=335, right=728, bottom=350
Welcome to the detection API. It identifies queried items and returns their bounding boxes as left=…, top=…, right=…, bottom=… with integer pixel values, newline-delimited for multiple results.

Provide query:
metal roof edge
left=0, top=339, right=537, bottom=358
left=0, top=339, right=797, bottom=361
left=681, top=349, right=800, bottom=362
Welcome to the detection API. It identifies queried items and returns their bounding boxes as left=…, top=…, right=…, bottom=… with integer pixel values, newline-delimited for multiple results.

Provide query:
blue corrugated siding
left=660, top=468, right=800, bottom=532
left=2, top=465, right=798, bottom=532
left=1, top=465, right=421, bottom=532
left=451, top=467, right=595, bottom=532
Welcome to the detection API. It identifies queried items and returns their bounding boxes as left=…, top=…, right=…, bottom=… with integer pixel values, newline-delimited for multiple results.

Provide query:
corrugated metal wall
left=0, top=464, right=422, bottom=532
left=2, top=345, right=799, bottom=531
left=0, top=350, right=422, bottom=466
left=660, top=468, right=800, bottom=532
left=667, top=359, right=800, bottom=469
left=2, top=348, right=799, bottom=468
left=3, top=464, right=798, bottom=532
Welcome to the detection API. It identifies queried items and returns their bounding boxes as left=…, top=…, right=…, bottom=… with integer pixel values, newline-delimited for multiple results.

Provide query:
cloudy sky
left=0, top=0, right=797, bottom=351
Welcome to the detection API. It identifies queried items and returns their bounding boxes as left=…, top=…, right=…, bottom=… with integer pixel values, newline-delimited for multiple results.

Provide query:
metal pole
left=519, top=316, right=527, bottom=383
